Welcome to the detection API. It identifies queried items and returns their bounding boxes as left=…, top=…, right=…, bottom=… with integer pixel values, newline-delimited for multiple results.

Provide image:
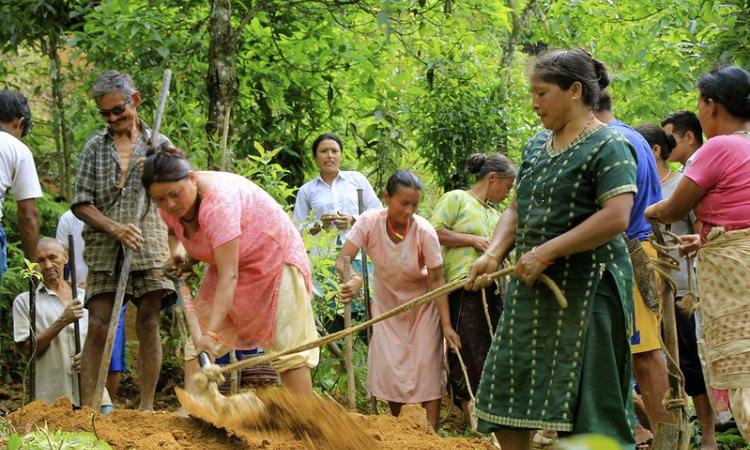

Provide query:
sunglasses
left=98, top=102, right=129, bottom=118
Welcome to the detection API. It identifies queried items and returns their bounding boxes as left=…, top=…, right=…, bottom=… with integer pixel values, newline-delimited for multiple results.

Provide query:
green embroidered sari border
left=475, top=408, right=575, bottom=432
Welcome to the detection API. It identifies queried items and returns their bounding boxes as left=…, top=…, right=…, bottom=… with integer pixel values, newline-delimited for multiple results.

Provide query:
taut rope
left=217, top=267, right=568, bottom=375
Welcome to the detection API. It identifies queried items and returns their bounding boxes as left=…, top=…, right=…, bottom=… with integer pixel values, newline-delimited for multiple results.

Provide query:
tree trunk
left=48, top=34, right=71, bottom=200
left=206, top=0, right=238, bottom=170
left=495, top=0, right=539, bottom=150
left=500, top=0, right=538, bottom=69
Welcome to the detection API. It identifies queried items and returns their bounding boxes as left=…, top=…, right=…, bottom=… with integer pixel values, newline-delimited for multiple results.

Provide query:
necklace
left=386, top=215, right=410, bottom=241
left=545, top=114, right=598, bottom=157
left=181, top=195, right=201, bottom=223
left=517, top=116, right=603, bottom=212
left=660, top=169, right=675, bottom=183
left=468, top=189, right=487, bottom=207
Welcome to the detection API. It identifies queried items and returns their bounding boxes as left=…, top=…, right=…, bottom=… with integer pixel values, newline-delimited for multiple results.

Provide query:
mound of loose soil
left=7, top=395, right=494, bottom=449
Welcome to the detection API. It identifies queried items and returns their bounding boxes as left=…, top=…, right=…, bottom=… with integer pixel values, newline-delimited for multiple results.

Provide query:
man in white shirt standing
left=13, top=238, right=111, bottom=410
left=0, top=89, right=42, bottom=281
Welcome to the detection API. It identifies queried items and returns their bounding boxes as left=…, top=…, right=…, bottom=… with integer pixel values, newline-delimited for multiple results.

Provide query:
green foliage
left=2, top=0, right=750, bottom=415
left=2, top=194, right=67, bottom=244
left=235, top=141, right=299, bottom=207
left=0, top=417, right=111, bottom=449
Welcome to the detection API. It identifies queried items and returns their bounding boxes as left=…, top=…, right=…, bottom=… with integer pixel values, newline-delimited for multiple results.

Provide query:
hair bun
left=466, top=153, right=487, bottom=174
left=592, top=57, right=611, bottom=90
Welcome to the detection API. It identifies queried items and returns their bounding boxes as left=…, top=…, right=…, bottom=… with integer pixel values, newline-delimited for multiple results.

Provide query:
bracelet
left=531, top=247, right=554, bottom=266
left=483, top=250, right=500, bottom=261
left=204, top=330, right=221, bottom=342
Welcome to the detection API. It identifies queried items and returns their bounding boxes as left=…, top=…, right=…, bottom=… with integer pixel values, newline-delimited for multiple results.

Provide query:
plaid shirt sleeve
left=72, top=138, right=99, bottom=206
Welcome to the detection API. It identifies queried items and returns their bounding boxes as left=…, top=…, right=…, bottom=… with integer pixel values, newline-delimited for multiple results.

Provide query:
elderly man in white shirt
left=13, top=238, right=112, bottom=411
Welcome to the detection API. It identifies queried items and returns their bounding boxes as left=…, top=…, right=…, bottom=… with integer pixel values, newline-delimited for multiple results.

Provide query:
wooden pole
left=28, top=278, right=36, bottom=403
left=356, top=188, right=377, bottom=413
left=342, top=256, right=356, bottom=410
left=68, top=234, right=83, bottom=407
left=90, top=69, right=172, bottom=412
left=649, top=223, right=691, bottom=450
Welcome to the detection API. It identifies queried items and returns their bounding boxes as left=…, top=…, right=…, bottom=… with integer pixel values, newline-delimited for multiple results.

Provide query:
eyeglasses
left=98, top=102, right=129, bottom=118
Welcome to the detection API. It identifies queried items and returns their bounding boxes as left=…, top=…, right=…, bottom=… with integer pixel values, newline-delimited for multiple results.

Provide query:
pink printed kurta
left=161, top=172, right=311, bottom=349
left=346, top=209, right=446, bottom=403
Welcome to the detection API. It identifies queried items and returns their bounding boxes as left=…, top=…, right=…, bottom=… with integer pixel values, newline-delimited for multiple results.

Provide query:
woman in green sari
left=467, top=49, right=638, bottom=449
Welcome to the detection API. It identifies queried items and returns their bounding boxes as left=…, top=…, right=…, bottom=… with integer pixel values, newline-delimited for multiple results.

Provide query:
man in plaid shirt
left=72, top=71, right=175, bottom=411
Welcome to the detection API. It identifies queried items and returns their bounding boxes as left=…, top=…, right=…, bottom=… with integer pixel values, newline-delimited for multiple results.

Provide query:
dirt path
left=7, top=395, right=494, bottom=449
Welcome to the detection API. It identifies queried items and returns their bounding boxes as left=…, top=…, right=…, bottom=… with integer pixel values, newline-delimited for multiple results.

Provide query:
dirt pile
left=7, top=395, right=494, bottom=449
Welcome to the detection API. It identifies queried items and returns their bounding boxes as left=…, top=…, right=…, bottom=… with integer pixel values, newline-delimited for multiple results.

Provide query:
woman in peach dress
left=337, top=170, right=460, bottom=431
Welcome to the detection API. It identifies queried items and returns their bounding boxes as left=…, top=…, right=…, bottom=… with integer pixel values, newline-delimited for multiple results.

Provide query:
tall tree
left=0, top=1, right=94, bottom=199
left=206, top=0, right=239, bottom=169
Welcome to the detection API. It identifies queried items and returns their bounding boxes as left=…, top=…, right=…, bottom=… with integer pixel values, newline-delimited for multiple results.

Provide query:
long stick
left=91, top=69, right=172, bottom=411
left=28, top=278, right=36, bottom=403
left=342, top=256, right=356, bottom=410
left=355, top=189, right=373, bottom=344
left=217, top=268, right=566, bottom=375
left=355, top=188, right=376, bottom=413
left=68, top=234, right=83, bottom=407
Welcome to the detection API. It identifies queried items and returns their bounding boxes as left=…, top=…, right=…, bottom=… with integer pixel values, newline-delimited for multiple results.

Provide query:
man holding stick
left=13, top=238, right=113, bottom=411
left=73, top=71, right=175, bottom=410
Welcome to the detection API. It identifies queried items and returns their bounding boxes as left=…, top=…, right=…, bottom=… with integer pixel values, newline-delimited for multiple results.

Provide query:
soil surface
left=6, top=393, right=494, bottom=449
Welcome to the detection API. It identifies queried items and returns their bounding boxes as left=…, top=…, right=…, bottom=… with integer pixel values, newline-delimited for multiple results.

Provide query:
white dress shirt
left=293, top=170, right=382, bottom=243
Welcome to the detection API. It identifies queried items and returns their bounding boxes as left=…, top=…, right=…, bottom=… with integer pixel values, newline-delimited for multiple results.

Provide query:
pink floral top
left=161, top=172, right=311, bottom=349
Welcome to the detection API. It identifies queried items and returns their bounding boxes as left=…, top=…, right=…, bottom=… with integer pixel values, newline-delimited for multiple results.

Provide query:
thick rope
left=218, top=267, right=567, bottom=374
left=647, top=229, right=691, bottom=414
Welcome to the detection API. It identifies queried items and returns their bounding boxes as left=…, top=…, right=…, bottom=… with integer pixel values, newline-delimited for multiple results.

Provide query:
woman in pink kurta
left=645, top=65, right=750, bottom=439
left=337, top=170, right=460, bottom=431
left=142, top=145, right=318, bottom=395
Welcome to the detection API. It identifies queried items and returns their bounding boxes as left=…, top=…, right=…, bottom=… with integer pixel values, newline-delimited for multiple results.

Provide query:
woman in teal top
left=430, top=152, right=516, bottom=423
left=467, top=49, right=638, bottom=449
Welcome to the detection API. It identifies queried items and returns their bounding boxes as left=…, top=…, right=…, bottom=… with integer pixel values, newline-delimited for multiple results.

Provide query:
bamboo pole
left=343, top=256, right=356, bottom=410
left=68, top=234, right=83, bottom=406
